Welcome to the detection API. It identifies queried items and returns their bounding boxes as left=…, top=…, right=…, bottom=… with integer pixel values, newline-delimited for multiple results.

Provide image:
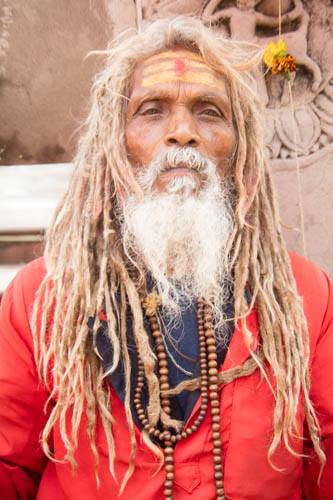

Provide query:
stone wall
left=0, top=0, right=332, bottom=277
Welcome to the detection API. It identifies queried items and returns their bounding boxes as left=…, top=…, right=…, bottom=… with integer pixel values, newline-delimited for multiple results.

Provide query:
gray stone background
left=0, top=0, right=332, bottom=278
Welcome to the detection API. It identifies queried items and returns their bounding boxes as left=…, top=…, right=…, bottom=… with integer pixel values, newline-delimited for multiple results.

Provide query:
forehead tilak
left=140, top=51, right=225, bottom=91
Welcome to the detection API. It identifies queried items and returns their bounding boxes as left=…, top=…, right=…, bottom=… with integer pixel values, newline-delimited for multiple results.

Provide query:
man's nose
left=164, top=109, right=200, bottom=148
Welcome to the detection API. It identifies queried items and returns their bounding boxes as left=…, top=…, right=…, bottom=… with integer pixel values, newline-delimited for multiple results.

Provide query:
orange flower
left=263, top=39, right=297, bottom=78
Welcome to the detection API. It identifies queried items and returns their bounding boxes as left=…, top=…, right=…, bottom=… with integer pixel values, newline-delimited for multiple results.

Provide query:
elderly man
left=0, top=16, right=332, bottom=500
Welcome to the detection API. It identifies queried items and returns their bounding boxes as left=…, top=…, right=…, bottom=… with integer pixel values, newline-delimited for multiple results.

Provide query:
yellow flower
left=263, top=39, right=287, bottom=69
left=142, top=290, right=162, bottom=317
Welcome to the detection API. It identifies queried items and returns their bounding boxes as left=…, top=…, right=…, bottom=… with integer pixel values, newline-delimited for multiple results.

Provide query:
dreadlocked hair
left=31, top=15, right=325, bottom=492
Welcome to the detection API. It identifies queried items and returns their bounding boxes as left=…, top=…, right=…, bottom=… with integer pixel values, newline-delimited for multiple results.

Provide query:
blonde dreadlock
left=31, top=16, right=325, bottom=492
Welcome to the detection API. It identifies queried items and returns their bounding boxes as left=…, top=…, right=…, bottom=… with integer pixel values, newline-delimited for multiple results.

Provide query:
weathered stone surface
left=0, top=0, right=112, bottom=165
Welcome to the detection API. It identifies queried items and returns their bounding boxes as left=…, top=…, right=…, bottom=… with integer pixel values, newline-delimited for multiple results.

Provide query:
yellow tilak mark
left=142, top=59, right=207, bottom=76
left=142, top=71, right=225, bottom=90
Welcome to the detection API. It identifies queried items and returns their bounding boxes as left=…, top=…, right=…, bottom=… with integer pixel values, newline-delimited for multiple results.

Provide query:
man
left=0, top=16, right=332, bottom=500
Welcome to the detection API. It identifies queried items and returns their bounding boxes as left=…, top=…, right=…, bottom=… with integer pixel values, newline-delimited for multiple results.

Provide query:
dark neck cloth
left=89, top=294, right=234, bottom=429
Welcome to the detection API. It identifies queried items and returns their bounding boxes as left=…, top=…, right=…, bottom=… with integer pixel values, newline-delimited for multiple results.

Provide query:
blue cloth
left=89, top=294, right=234, bottom=428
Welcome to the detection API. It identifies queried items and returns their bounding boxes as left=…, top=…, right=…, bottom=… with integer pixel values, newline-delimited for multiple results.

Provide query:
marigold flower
left=263, top=39, right=297, bottom=78
left=271, top=54, right=297, bottom=75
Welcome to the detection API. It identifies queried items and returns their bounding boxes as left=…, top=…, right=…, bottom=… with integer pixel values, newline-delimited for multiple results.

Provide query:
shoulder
left=289, top=252, right=330, bottom=300
left=289, top=252, right=333, bottom=351
left=1, top=257, right=47, bottom=324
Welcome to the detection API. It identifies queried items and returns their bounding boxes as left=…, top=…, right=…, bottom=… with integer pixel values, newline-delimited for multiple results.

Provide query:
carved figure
left=202, top=0, right=322, bottom=95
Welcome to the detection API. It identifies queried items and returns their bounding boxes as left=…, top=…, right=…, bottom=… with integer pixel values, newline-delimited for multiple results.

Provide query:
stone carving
left=202, top=0, right=331, bottom=163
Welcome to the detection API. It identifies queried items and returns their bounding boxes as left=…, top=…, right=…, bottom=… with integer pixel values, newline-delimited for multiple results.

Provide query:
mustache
left=137, top=147, right=217, bottom=191
left=158, top=147, right=211, bottom=172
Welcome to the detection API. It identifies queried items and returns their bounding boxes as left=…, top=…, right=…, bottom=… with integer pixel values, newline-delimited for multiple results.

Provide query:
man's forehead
left=133, top=49, right=226, bottom=92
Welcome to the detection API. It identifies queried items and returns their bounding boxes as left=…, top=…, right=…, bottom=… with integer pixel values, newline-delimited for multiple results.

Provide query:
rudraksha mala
left=134, top=290, right=225, bottom=500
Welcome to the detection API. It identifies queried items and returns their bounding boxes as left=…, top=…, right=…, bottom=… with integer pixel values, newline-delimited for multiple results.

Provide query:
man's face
left=125, top=49, right=236, bottom=193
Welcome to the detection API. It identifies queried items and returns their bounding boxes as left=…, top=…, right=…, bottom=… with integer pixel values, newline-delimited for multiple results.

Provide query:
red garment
left=0, top=254, right=332, bottom=499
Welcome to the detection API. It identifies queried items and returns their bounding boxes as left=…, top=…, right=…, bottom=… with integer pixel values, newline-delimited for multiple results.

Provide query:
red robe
left=0, top=254, right=332, bottom=499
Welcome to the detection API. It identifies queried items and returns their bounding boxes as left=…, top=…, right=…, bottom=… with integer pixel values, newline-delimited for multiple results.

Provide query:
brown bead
left=164, top=479, right=173, bottom=488
left=212, top=423, right=220, bottom=432
left=158, top=352, right=167, bottom=360
left=165, top=454, right=173, bottom=464
left=164, top=447, right=173, bottom=455
left=208, top=352, right=217, bottom=361
left=186, top=428, right=193, bottom=436
left=164, top=489, right=172, bottom=498
left=206, top=337, right=216, bottom=346
left=158, top=359, right=168, bottom=368
left=216, top=488, right=224, bottom=496
left=214, top=471, right=223, bottom=480
left=166, top=472, right=174, bottom=481
left=213, top=455, right=221, bottom=465
left=159, top=367, right=169, bottom=376
left=165, top=464, right=173, bottom=473
left=207, top=345, right=216, bottom=353
left=208, top=363, right=217, bottom=372
left=211, top=399, right=219, bottom=408
left=212, top=414, right=220, bottom=423
left=211, top=408, right=220, bottom=416
left=209, top=375, right=218, bottom=384
left=212, top=431, right=220, bottom=440
left=209, top=384, right=218, bottom=392
left=160, top=382, right=169, bottom=391
left=208, top=368, right=218, bottom=376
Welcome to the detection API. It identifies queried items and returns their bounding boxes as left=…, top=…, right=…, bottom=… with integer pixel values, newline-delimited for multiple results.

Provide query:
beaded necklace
left=135, top=290, right=225, bottom=500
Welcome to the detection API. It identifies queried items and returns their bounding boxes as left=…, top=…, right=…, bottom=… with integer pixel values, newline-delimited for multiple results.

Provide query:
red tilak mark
left=174, top=58, right=186, bottom=76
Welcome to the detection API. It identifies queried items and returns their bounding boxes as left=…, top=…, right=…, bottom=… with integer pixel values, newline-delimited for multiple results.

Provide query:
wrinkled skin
left=125, top=50, right=236, bottom=193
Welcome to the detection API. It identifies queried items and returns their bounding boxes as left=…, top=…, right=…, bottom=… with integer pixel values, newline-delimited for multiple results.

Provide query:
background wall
left=0, top=0, right=332, bottom=281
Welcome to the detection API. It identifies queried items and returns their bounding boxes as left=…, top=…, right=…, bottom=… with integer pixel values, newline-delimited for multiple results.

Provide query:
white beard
left=120, top=148, right=234, bottom=332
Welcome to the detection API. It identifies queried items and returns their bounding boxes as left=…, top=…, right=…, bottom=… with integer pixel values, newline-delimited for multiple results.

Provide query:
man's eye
left=201, top=107, right=222, bottom=117
left=142, top=107, right=161, bottom=115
